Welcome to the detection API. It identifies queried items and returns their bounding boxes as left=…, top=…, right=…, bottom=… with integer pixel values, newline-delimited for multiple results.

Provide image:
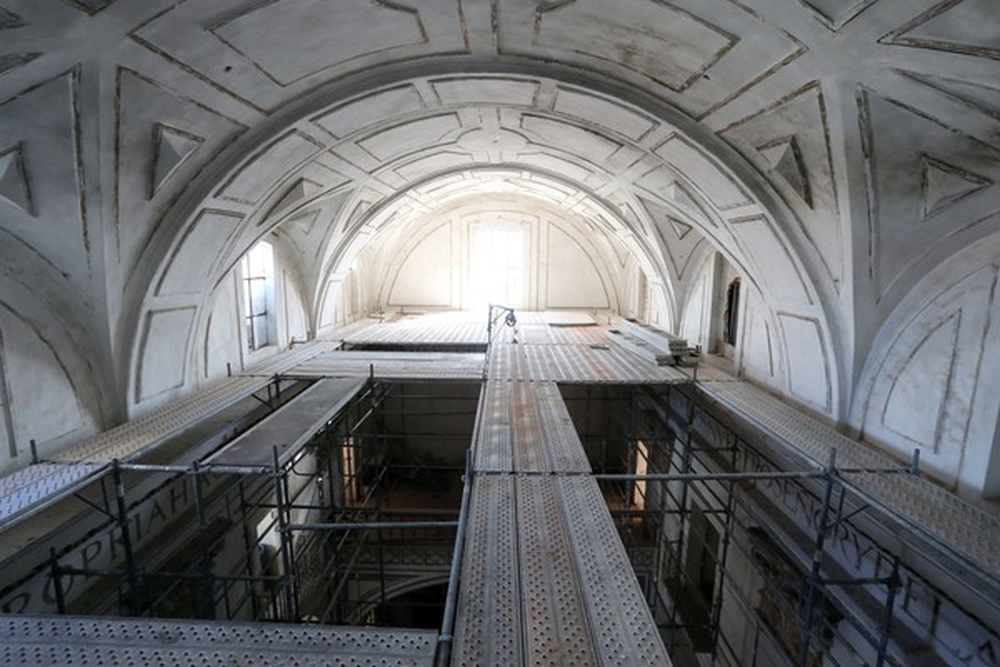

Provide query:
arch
left=852, top=230, right=1000, bottom=496
left=127, top=65, right=839, bottom=417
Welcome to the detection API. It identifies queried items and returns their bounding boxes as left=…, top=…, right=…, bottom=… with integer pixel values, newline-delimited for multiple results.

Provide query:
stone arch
left=128, top=65, right=839, bottom=417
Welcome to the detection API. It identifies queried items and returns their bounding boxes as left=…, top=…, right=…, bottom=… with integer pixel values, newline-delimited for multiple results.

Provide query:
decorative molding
left=64, top=0, right=116, bottom=15
left=215, top=130, right=324, bottom=205
left=857, top=86, right=1000, bottom=297
left=896, top=69, right=1000, bottom=123
left=155, top=209, right=243, bottom=297
left=262, top=178, right=323, bottom=224
left=0, top=144, right=34, bottom=216
left=0, top=53, right=40, bottom=77
left=209, top=0, right=428, bottom=87
left=530, top=0, right=737, bottom=93
left=357, top=113, right=462, bottom=162
left=312, top=85, right=425, bottom=139
left=135, top=306, right=196, bottom=403
left=920, top=156, right=991, bottom=220
left=798, top=0, right=878, bottom=31
left=777, top=312, right=831, bottom=411
left=0, top=68, right=87, bottom=275
left=0, top=7, right=25, bottom=29
left=654, top=134, right=752, bottom=211
left=150, top=123, right=204, bottom=198
left=720, top=81, right=837, bottom=214
left=638, top=195, right=701, bottom=280
left=758, top=137, right=812, bottom=208
left=882, top=311, right=960, bottom=450
left=880, top=0, right=1000, bottom=61
left=114, top=66, right=246, bottom=268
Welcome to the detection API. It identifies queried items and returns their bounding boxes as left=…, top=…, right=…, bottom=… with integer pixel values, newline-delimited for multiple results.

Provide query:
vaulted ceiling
left=2, top=1, right=999, bottom=492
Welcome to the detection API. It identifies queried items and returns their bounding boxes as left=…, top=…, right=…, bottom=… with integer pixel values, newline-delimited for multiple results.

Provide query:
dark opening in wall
left=724, top=277, right=741, bottom=347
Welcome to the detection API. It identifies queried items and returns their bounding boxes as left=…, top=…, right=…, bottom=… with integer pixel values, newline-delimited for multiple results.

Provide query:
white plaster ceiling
left=1, top=0, right=999, bottom=426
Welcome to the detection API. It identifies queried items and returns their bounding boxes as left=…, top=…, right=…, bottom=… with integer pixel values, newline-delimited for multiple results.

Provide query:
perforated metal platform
left=287, top=350, right=485, bottom=381
left=488, top=337, right=688, bottom=383
left=0, top=376, right=275, bottom=530
left=344, top=312, right=488, bottom=346
left=0, top=342, right=337, bottom=531
left=0, top=463, right=105, bottom=526
left=702, top=380, right=1000, bottom=582
left=455, top=361, right=672, bottom=665
left=474, top=381, right=591, bottom=473
left=452, top=475, right=521, bottom=666
left=0, top=616, right=438, bottom=666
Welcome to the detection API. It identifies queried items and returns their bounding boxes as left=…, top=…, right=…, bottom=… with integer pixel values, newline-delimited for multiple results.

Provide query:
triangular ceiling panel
left=0, top=53, right=40, bottom=77
left=66, top=0, right=116, bottom=15
left=0, top=71, right=87, bottom=281
left=151, top=124, right=204, bottom=197
left=116, top=68, right=245, bottom=271
left=263, top=178, right=323, bottom=223
left=0, top=144, right=34, bottom=216
left=898, top=70, right=1000, bottom=122
left=882, top=0, right=1000, bottom=60
left=859, top=89, right=1000, bottom=296
left=921, top=156, right=991, bottom=219
left=638, top=196, right=703, bottom=281
left=288, top=210, right=320, bottom=238
left=0, top=7, right=24, bottom=29
left=800, top=0, right=877, bottom=30
left=720, top=82, right=841, bottom=286
left=721, top=83, right=836, bottom=214
left=670, top=218, right=692, bottom=240
left=758, top=137, right=812, bottom=207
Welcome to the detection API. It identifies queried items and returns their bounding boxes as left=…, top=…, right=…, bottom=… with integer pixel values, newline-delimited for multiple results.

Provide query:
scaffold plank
left=343, top=312, right=488, bottom=346
left=452, top=475, right=521, bottom=667
left=0, top=464, right=104, bottom=529
left=473, top=382, right=513, bottom=473
left=702, top=380, right=1000, bottom=583
left=0, top=375, right=280, bottom=530
left=55, top=376, right=271, bottom=463
left=489, top=338, right=688, bottom=383
left=516, top=476, right=595, bottom=665
left=534, top=382, right=591, bottom=473
left=288, top=350, right=484, bottom=381
left=0, top=616, right=437, bottom=666
left=206, top=377, right=364, bottom=467
left=558, top=476, right=673, bottom=666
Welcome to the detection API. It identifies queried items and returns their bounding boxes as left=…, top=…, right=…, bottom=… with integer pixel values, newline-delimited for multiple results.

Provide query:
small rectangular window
left=241, top=241, right=274, bottom=351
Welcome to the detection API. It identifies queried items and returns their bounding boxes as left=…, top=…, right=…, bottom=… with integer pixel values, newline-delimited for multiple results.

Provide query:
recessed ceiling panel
left=313, top=85, right=424, bottom=139
left=553, top=87, right=657, bottom=141
left=212, top=0, right=427, bottom=85
left=357, top=113, right=461, bottom=161
left=216, top=130, right=323, bottom=205
left=432, top=77, right=540, bottom=107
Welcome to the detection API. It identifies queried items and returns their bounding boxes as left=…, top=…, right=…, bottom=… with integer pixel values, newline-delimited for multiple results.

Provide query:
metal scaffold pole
left=798, top=448, right=837, bottom=667
left=272, top=446, right=298, bottom=622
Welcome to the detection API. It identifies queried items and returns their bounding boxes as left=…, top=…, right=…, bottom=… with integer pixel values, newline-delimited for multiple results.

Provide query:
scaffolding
left=586, top=382, right=974, bottom=667
left=2, top=341, right=998, bottom=666
left=10, top=377, right=475, bottom=649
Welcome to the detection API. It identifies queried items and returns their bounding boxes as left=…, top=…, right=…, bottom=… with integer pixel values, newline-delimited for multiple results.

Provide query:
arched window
left=241, top=241, right=275, bottom=351
left=724, top=277, right=740, bottom=347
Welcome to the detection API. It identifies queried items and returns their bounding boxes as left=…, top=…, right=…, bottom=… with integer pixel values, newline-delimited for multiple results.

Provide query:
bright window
left=469, top=225, right=524, bottom=309
left=241, top=241, right=275, bottom=351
